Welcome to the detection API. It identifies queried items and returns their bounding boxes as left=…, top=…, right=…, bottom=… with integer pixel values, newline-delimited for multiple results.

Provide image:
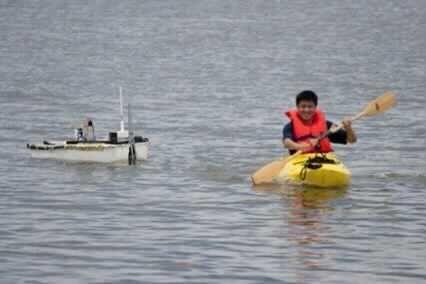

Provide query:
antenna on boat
left=119, top=86, right=125, bottom=132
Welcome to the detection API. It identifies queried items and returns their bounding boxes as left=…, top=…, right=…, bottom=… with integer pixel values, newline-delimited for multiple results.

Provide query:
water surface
left=0, top=1, right=425, bottom=283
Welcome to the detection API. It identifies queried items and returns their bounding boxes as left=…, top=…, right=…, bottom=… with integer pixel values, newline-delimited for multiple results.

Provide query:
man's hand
left=342, top=117, right=357, bottom=143
left=299, top=138, right=319, bottom=152
left=308, top=138, right=319, bottom=147
left=342, top=117, right=353, bottom=130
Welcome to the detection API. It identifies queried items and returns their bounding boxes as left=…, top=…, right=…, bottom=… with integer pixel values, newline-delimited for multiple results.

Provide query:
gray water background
left=0, top=1, right=425, bottom=283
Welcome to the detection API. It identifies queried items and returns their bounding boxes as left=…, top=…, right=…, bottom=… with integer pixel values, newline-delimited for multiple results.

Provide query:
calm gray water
left=1, top=1, right=425, bottom=283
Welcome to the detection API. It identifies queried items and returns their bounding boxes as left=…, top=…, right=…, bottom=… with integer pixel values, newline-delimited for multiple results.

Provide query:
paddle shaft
left=317, top=106, right=373, bottom=141
left=318, top=116, right=358, bottom=140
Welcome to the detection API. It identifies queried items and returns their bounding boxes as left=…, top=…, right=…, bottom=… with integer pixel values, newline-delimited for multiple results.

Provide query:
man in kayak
left=283, top=90, right=357, bottom=154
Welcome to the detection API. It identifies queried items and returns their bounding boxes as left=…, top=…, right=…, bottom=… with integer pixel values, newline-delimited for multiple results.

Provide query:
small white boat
left=27, top=88, right=149, bottom=164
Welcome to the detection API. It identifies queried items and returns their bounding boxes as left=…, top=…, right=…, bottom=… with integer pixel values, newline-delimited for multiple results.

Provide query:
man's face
left=297, top=100, right=316, bottom=121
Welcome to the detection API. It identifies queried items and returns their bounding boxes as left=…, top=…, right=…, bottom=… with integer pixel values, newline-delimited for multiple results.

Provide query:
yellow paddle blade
left=361, top=91, right=396, bottom=117
left=251, top=151, right=301, bottom=185
left=251, top=159, right=287, bottom=185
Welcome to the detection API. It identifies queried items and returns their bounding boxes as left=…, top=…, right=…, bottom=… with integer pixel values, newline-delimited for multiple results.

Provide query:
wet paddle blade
left=251, top=151, right=301, bottom=185
left=251, top=159, right=287, bottom=185
left=361, top=91, right=396, bottom=117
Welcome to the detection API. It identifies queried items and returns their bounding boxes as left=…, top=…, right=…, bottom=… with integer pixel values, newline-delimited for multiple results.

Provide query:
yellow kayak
left=277, top=153, right=351, bottom=188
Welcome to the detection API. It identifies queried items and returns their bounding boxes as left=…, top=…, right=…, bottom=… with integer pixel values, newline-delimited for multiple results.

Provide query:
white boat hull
left=29, top=142, right=149, bottom=163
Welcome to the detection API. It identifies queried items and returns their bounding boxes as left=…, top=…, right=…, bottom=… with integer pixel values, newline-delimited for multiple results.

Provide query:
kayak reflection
left=293, top=185, right=347, bottom=209
left=253, top=183, right=347, bottom=208
left=253, top=183, right=348, bottom=272
left=286, top=186, right=347, bottom=273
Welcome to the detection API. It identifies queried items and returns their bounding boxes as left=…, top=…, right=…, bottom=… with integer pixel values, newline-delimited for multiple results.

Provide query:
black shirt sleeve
left=282, top=122, right=293, bottom=140
left=326, top=120, right=348, bottom=144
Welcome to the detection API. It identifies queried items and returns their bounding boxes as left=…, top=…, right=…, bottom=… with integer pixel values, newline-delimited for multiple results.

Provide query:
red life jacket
left=285, top=109, right=333, bottom=153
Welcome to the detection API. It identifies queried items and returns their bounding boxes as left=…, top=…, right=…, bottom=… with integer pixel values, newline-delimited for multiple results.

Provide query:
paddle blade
left=251, top=151, right=301, bottom=185
left=362, top=91, right=396, bottom=117
left=251, top=159, right=287, bottom=185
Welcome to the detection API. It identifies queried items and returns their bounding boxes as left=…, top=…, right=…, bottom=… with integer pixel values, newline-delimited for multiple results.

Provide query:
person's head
left=296, top=90, right=318, bottom=121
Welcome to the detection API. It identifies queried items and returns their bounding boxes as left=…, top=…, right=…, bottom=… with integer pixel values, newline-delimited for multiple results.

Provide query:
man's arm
left=283, top=138, right=315, bottom=151
left=282, top=122, right=317, bottom=152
